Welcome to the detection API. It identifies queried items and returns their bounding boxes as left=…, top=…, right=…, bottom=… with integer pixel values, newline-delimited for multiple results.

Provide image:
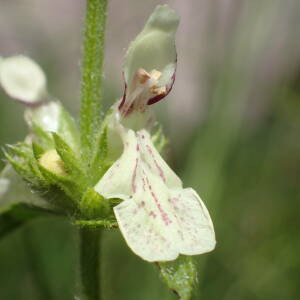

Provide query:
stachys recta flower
left=95, top=5, right=216, bottom=262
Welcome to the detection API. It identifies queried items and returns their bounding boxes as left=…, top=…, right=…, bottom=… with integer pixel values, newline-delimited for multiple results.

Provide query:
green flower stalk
left=0, top=3, right=215, bottom=300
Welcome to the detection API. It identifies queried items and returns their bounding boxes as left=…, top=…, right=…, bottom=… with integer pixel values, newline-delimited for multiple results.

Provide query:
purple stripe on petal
left=118, top=73, right=127, bottom=110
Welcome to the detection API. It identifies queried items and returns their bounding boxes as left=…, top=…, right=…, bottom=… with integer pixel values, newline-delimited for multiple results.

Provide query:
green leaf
left=0, top=165, right=56, bottom=239
left=158, top=256, right=198, bottom=300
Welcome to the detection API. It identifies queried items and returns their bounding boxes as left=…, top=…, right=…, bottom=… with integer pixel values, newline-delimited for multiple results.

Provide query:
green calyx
left=3, top=104, right=169, bottom=229
left=4, top=107, right=113, bottom=226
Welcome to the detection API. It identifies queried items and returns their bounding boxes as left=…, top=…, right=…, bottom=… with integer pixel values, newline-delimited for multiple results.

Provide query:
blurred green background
left=0, top=0, right=300, bottom=299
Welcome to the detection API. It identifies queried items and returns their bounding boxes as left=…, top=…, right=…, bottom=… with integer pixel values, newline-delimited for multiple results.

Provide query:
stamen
left=150, top=85, right=166, bottom=95
left=149, top=69, right=162, bottom=81
left=120, top=68, right=165, bottom=116
left=136, top=68, right=151, bottom=84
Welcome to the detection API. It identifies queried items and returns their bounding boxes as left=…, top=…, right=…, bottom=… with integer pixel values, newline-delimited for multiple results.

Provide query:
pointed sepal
left=0, top=165, right=58, bottom=239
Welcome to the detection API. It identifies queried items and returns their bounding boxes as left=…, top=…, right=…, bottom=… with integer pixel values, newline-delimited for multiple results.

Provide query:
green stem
left=79, top=228, right=102, bottom=300
left=80, top=0, right=108, bottom=163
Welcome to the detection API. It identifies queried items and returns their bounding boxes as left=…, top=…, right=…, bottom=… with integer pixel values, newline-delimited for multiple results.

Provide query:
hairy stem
left=80, top=0, right=108, bottom=163
left=79, top=228, right=102, bottom=300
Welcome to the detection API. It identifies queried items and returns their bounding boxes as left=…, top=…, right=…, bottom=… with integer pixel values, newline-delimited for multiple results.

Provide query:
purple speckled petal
left=95, top=128, right=216, bottom=262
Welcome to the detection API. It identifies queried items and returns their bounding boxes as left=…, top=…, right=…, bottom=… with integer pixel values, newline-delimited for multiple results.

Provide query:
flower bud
left=39, top=149, right=66, bottom=176
left=0, top=55, right=47, bottom=104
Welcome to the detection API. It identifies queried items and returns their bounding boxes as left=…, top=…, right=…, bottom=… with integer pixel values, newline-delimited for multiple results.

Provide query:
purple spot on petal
left=169, top=197, right=179, bottom=210
left=138, top=201, right=145, bottom=208
left=149, top=211, right=157, bottom=218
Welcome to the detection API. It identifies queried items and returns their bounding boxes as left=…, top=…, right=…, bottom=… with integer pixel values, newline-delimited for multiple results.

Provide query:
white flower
left=95, top=5, right=216, bottom=262
left=0, top=55, right=46, bottom=104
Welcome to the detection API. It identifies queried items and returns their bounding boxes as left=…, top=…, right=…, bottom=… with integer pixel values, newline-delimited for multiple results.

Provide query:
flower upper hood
left=119, top=5, right=179, bottom=117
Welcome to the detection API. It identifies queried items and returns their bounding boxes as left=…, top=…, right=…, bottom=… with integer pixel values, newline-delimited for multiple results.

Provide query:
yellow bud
left=39, top=149, right=66, bottom=176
